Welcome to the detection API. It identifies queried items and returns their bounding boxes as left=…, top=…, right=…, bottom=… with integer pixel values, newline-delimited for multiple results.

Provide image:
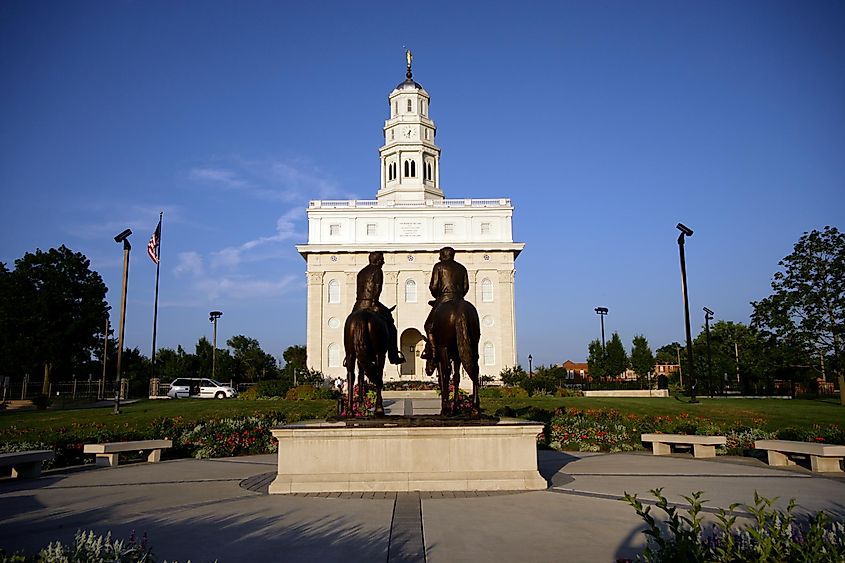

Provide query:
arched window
left=410, top=160, right=416, bottom=177
left=392, top=162, right=397, bottom=180
left=426, top=163, right=432, bottom=181
left=393, top=101, right=397, bottom=116
left=404, top=160, right=409, bottom=177
left=407, top=99, right=412, bottom=112
left=405, top=279, right=417, bottom=303
left=328, top=279, right=340, bottom=304
left=481, top=278, right=494, bottom=302
left=483, top=342, right=495, bottom=366
left=328, top=343, right=340, bottom=368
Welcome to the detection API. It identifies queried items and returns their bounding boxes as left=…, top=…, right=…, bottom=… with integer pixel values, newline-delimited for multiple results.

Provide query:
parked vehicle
left=167, top=378, right=238, bottom=399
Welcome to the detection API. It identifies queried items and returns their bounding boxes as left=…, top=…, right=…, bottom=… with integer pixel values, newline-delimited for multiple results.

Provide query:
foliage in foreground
left=1, top=529, right=153, bottom=563
left=621, top=488, right=845, bottom=562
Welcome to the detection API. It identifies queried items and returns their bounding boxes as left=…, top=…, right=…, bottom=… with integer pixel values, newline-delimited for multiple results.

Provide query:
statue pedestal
left=268, top=420, right=547, bottom=494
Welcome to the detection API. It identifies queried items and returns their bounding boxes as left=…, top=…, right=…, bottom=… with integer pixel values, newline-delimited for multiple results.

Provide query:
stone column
left=306, top=270, right=324, bottom=371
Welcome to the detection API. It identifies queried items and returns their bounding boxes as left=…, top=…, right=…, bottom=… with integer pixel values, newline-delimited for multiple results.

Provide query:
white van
left=167, top=378, right=238, bottom=399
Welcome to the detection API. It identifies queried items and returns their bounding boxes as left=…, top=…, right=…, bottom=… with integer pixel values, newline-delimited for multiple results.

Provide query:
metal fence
left=1, top=376, right=127, bottom=403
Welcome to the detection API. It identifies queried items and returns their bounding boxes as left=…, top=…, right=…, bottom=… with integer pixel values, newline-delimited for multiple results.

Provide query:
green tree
left=228, top=335, right=277, bottom=382
left=155, top=345, right=197, bottom=382
left=586, top=339, right=606, bottom=381
left=120, top=347, right=151, bottom=397
left=282, top=345, right=307, bottom=371
left=630, top=335, right=655, bottom=388
left=605, top=332, right=629, bottom=379
left=194, top=337, right=234, bottom=381
left=655, top=342, right=683, bottom=365
left=751, top=226, right=844, bottom=381
left=281, top=344, right=308, bottom=385
left=0, top=246, right=109, bottom=386
left=693, top=320, right=783, bottom=395
left=499, top=365, right=528, bottom=387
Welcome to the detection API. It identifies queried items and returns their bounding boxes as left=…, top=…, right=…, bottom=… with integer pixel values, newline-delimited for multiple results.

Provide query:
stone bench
left=0, top=450, right=54, bottom=478
left=84, top=439, right=172, bottom=467
left=641, top=433, right=726, bottom=458
left=754, top=439, right=845, bottom=473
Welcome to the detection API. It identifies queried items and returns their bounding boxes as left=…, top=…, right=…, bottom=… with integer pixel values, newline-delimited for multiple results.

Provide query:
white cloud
left=194, top=274, right=302, bottom=301
left=189, top=167, right=249, bottom=189
left=211, top=208, right=304, bottom=269
left=188, top=156, right=352, bottom=203
left=66, top=205, right=181, bottom=241
left=174, top=251, right=205, bottom=277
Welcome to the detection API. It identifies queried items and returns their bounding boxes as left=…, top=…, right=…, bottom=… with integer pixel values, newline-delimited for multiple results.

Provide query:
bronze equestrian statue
left=422, top=247, right=481, bottom=415
left=343, top=251, right=405, bottom=416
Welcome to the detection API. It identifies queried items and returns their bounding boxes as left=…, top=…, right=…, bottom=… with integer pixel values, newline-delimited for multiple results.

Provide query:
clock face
left=404, top=128, right=414, bottom=139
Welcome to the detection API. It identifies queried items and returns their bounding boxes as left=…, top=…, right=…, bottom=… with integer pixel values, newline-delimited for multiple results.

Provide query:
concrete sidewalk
left=1, top=451, right=843, bottom=562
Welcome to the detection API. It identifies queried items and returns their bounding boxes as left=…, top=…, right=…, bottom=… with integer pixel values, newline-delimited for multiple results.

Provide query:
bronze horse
left=425, top=299, right=481, bottom=415
left=343, top=306, right=395, bottom=416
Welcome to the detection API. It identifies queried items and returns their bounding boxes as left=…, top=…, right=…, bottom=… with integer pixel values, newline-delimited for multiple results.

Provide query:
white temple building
left=296, top=55, right=524, bottom=382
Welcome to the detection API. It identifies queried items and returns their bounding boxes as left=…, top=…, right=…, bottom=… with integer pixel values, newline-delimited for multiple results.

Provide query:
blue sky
left=1, top=1, right=843, bottom=368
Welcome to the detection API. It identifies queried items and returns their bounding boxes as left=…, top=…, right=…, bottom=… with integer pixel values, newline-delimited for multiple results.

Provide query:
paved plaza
left=2, top=446, right=843, bottom=562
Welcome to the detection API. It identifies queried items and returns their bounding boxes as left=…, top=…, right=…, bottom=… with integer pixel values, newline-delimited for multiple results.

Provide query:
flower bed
left=497, top=406, right=845, bottom=455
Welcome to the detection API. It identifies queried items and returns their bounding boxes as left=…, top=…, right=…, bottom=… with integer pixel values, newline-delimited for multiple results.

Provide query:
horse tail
left=353, top=317, right=369, bottom=364
left=456, top=304, right=480, bottom=372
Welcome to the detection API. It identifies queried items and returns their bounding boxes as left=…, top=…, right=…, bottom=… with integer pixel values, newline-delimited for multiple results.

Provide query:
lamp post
left=113, top=228, right=132, bottom=415
left=594, top=307, right=608, bottom=351
left=676, top=223, right=697, bottom=403
left=704, top=307, right=714, bottom=397
left=209, top=311, right=223, bottom=380
left=528, top=354, right=533, bottom=376
left=676, top=345, right=683, bottom=387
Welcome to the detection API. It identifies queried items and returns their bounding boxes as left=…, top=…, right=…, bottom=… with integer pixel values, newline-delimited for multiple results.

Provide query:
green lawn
left=2, top=396, right=840, bottom=441
left=480, top=396, right=843, bottom=431
left=0, top=399, right=337, bottom=441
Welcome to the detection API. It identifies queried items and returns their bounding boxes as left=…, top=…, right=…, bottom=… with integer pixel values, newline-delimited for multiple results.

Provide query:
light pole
left=594, top=307, right=608, bottom=351
left=209, top=311, right=222, bottom=380
left=676, top=223, right=697, bottom=403
left=704, top=307, right=714, bottom=397
left=676, top=345, right=683, bottom=387
left=113, top=228, right=132, bottom=415
left=528, top=354, right=533, bottom=376
left=595, top=307, right=608, bottom=382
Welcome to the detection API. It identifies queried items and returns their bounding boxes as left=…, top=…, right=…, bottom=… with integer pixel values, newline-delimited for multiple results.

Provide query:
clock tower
left=377, top=51, right=444, bottom=202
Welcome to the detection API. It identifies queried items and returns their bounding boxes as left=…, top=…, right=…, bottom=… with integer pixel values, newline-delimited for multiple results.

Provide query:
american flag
left=147, top=218, right=161, bottom=264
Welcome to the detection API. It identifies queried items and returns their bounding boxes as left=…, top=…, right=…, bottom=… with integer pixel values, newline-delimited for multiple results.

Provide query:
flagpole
left=150, top=212, right=162, bottom=388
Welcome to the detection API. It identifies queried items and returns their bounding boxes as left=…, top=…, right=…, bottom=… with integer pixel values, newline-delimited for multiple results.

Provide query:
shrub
left=254, top=379, right=290, bottom=399
left=238, top=386, right=258, bottom=400
left=340, top=385, right=377, bottom=417
left=554, top=386, right=583, bottom=397
left=40, top=529, right=153, bottom=562
left=180, top=414, right=284, bottom=459
left=383, top=380, right=438, bottom=391
left=499, top=387, right=528, bottom=398
left=31, top=394, right=52, bottom=410
left=479, top=387, right=502, bottom=399
left=622, top=488, right=845, bottom=562
left=285, top=385, right=317, bottom=401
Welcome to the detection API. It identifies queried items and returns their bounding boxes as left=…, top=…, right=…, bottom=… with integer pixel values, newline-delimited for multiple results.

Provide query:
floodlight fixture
left=114, top=229, right=132, bottom=243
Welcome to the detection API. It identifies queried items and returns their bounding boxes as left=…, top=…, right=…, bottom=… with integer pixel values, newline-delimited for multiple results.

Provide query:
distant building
left=562, top=360, right=589, bottom=382
left=296, top=57, right=524, bottom=382
left=653, top=363, right=679, bottom=377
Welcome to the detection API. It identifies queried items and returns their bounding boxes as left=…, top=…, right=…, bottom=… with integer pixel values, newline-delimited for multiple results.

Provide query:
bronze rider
left=421, top=246, right=470, bottom=359
left=352, top=251, right=406, bottom=364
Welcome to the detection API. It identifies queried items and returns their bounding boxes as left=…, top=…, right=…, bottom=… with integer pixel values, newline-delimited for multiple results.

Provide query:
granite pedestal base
left=268, top=420, right=547, bottom=494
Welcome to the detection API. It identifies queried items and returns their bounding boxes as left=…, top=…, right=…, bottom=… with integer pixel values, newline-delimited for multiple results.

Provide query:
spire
left=405, top=49, right=413, bottom=80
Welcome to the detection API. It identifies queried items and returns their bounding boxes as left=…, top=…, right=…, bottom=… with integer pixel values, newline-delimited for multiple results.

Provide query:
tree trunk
left=41, top=362, right=51, bottom=395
